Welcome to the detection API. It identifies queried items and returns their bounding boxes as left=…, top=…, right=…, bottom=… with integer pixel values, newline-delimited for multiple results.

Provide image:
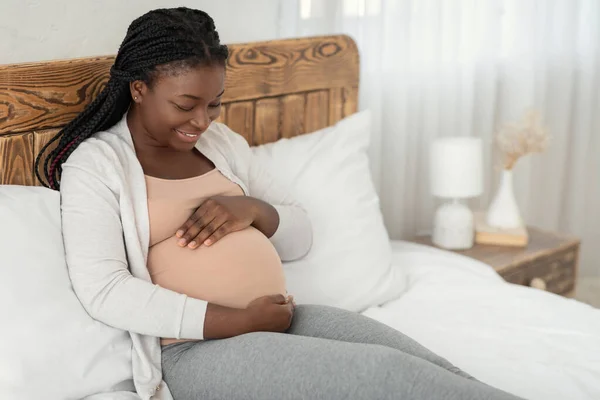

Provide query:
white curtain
left=277, top=0, right=600, bottom=277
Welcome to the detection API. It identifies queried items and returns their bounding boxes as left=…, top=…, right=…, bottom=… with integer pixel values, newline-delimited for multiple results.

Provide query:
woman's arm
left=248, top=161, right=313, bottom=261
left=223, top=125, right=313, bottom=261
left=175, top=195, right=280, bottom=248
left=204, top=294, right=294, bottom=339
left=60, top=164, right=209, bottom=339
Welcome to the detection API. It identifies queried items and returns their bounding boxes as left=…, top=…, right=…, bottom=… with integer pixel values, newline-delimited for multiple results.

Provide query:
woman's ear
left=129, top=80, right=148, bottom=104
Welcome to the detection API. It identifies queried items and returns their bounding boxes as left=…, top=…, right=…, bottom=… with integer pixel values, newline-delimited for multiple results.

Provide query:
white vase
left=486, top=169, right=523, bottom=229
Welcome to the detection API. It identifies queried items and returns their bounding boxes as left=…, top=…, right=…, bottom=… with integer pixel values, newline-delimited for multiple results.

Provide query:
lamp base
left=432, top=200, right=474, bottom=250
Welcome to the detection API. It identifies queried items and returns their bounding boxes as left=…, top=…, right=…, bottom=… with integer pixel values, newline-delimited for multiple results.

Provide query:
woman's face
left=130, top=63, right=225, bottom=152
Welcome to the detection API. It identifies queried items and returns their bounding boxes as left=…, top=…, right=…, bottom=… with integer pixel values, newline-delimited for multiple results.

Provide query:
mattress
left=361, top=241, right=600, bottom=400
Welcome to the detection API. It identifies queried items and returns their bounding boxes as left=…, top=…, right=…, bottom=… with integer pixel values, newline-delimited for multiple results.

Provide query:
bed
left=1, top=35, right=599, bottom=400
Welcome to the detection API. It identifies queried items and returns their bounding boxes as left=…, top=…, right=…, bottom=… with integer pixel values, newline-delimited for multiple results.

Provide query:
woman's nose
left=190, top=110, right=210, bottom=132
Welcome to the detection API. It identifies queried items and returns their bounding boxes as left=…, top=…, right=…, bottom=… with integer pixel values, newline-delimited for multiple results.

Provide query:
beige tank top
left=146, top=169, right=286, bottom=345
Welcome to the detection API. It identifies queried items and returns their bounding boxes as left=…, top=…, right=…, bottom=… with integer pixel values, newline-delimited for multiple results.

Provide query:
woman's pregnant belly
left=148, top=226, right=286, bottom=310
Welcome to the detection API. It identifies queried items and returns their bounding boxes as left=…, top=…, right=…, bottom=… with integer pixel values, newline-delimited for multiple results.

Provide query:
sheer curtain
left=277, top=0, right=600, bottom=277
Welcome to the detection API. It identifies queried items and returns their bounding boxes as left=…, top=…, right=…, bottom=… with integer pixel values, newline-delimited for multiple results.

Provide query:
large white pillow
left=0, top=186, right=135, bottom=399
left=252, top=110, right=407, bottom=311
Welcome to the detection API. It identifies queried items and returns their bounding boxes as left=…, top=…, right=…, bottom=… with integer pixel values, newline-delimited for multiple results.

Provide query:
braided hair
left=35, top=7, right=229, bottom=189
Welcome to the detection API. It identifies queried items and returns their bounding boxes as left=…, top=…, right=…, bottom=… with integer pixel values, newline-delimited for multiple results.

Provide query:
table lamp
left=430, top=137, right=483, bottom=250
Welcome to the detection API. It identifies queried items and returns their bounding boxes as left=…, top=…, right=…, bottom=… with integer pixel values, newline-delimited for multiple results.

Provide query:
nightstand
left=412, top=227, right=580, bottom=297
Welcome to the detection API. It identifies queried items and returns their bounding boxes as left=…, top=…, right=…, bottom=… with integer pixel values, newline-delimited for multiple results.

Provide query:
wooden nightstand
left=413, top=228, right=581, bottom=297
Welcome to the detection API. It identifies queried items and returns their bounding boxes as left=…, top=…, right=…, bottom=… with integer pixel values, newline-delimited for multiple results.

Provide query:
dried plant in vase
left=486, top=110, right=549, bottom=229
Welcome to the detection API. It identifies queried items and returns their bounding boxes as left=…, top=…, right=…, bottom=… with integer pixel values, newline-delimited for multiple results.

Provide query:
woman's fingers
left=287, top=295, right=296, bottom=308
left=268, top=294, right=288, bottom=304
left=176, top=197, right=253, bottom=249
left=176, top=202, right=211, bottom=242
left=177, top=214, right=215, bottom=247
left=190, top=218, right=229, bottom=248
left=201, top=221, right=235, bottom=246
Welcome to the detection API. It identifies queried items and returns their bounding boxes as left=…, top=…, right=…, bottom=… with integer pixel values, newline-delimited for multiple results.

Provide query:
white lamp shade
left=430, top=137, right=483, bottom=198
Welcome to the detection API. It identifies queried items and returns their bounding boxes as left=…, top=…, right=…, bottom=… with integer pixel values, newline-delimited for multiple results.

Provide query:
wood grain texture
left=305, top=90, right=329, bottom=133
left=342, top=86, right=359, bottom=117
left=0, top=57, right=113, bottom=135
left=32, top=128, right=60, bottom=185
left=500, top=246, right=579, bottom=295
left=0, top=35, right=360, bottom=186
left=0, top=35, right=358, bottom=135
left=254, top=98, right=281, bottom=145
left=225, top=101, right=254, bottom=143
left=0, top=133, right=34, bottom=185
left=224, top=35, right=358, bottom=103
left=329, top=88, right=344, bottom=125
left=281, top=94, right=305, bottom=138
left=413, top=228, right=581, bottom=296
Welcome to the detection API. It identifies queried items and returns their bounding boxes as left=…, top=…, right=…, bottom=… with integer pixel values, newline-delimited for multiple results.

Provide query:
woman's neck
left=126, top=106, right=181, bottom=158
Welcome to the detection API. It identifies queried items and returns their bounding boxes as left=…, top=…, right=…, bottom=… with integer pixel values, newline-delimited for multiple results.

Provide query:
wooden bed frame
left=0, top=35, right=359, bottom=186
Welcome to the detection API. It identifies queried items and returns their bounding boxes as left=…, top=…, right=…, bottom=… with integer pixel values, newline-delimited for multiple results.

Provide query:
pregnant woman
left=38, top=7, right=522, bottom=400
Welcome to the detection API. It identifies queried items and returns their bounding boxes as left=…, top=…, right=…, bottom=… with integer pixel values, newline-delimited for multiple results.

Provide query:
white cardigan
left=60, top=114, right=312, bottom=400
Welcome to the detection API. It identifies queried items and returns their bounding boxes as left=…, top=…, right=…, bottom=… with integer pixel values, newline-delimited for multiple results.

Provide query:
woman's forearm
left=203, top=303, right=251, bottom=339
left=248, top=197, right=280, bottom=238
left=204, top=295, right=294, bottom=339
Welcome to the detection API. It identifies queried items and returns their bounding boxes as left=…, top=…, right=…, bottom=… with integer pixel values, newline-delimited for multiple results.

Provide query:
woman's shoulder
left=62, top=125, right=133, bottom=180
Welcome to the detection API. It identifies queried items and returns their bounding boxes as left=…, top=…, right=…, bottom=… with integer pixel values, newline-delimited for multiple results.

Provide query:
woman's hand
left=203, top=294, right=295, bottom=339
left=245, top=294, right=295, bottom=333
left=176, top=195, right=279, bottom=249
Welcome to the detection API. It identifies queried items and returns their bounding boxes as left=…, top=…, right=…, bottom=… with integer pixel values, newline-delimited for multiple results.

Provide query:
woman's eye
left=209, top=102, right=222, bottom=108
left=174, top=104, right=193, bottom=112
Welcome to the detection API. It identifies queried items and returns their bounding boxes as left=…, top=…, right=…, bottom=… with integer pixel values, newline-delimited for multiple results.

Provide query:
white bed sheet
left=361, top=240, right=600, bottom=400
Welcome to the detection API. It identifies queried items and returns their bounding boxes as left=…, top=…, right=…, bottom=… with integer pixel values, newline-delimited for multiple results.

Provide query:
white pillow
left=252, top=110, right=407, bottom=311
left=0, top=186, right=135, bottom=399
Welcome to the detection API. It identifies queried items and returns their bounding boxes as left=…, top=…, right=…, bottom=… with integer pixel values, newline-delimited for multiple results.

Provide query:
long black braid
left=35, top=7, right=229, bottom=189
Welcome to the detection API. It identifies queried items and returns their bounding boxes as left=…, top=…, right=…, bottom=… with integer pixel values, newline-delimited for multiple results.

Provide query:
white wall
left=1, top=0, right=282, bottom=64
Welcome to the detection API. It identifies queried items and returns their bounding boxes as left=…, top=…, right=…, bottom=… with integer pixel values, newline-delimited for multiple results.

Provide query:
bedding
left=252, top=110, right=408, bottom=312
left=0, top=186, right=135, bottom=400
left=362, top=240, right=600, bottom=400
left=2, top=33, right=597, bottom=400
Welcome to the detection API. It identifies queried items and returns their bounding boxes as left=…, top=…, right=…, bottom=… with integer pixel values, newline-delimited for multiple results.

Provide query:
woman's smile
left=175, top=128, right=202, bottom=142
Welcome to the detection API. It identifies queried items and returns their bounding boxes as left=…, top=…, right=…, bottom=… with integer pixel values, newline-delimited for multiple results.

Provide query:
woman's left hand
left=176, top=196, right=279, bottom=249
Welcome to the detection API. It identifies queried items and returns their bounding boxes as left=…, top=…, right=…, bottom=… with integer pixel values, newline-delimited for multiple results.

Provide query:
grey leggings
left=162, top=305, right=522, bottom=400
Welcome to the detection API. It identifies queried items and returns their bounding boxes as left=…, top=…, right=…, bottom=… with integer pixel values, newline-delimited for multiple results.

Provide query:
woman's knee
left=361, top=346, right=422, bottom=380
left=321, top=347, right=429, bottom=399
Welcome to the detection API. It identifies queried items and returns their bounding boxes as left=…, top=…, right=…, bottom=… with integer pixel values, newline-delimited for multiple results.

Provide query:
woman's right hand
left=245, top=294, right=295, bottom=333
left=203, top=294, right=294, bottom=340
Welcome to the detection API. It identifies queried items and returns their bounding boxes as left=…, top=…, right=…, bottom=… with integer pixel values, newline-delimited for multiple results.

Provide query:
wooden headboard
left=0, top=35, right=359, bottom=186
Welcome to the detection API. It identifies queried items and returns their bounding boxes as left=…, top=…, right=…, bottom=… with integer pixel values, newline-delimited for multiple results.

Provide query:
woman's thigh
left=288, top=305, right=474, bottom=379
left=161, top=332, right=521, bottom=400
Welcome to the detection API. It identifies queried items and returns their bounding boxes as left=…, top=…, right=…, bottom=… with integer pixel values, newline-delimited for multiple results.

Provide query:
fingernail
left=176, top=230, right=184, bottom=238
left=188, top=241, right=197, bottom=248
left=204, top=239, right=212, bottom=246
left=178, top=239, right=187, bottom=247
